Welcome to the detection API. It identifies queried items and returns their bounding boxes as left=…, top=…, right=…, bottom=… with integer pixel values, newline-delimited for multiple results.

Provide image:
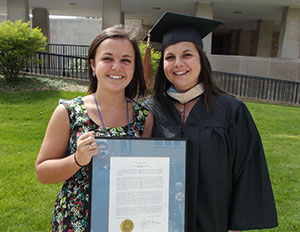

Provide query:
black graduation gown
left=145, top=94, right=278, bottom=232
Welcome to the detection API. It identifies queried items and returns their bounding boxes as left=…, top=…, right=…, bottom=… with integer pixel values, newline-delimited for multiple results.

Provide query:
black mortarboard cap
left=144, top=11, right=223, bottom=50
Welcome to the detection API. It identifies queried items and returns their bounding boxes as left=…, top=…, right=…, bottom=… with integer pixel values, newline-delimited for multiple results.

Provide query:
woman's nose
left=111, top=61, right=122, bottom=70
left=174, top=57, right=183, bottom=67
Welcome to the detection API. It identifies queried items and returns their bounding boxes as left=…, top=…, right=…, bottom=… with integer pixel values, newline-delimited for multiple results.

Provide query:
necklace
left=178, top=103, right=188, bottom=124
left=93, top=94, right=131, bottom=136
left=175, top=97, right=199, bottom=125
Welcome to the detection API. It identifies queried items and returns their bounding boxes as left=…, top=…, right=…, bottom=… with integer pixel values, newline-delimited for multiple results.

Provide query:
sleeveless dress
left=51, top=96, right=149, bottom=232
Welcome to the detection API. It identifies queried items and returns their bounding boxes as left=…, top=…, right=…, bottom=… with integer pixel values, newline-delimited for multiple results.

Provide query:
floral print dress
left=51, top=96, right=149, bottom=232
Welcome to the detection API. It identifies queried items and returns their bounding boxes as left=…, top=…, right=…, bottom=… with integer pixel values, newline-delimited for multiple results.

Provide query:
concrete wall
left=208, top=54, right=300, bottom=82
left=50, top=18, right=102, bottom=45
left=1, top=13, right=299, bottom=82
left=0, top=14, right=7, bottom=22
left=51, top=18, right=147, bottom=45
left=1, top=14, right=102, bottom=45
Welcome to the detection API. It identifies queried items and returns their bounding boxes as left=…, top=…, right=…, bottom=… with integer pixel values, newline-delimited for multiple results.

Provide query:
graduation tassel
left=143, top=32, right=153, bottom=90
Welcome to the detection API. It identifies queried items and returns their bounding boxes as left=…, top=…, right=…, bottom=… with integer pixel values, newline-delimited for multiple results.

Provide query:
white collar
left=166, top=83, right=204, bottom=104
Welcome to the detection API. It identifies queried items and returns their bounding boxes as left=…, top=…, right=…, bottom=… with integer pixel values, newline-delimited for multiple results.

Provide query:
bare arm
left=142, top=111, right=154, bottom=137
left=35, top=104, right=98, bottom=184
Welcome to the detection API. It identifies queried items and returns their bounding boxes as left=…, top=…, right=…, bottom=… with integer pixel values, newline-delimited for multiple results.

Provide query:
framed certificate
left=89, top=137, right=187, bottom=232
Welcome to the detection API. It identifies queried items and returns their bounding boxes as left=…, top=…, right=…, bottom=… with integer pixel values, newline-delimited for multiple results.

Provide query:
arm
left=228, top=103, right=277, bottom=229
left=35, top=104, right=98, bottom=184
left=141, top=111, right=154, bottom=137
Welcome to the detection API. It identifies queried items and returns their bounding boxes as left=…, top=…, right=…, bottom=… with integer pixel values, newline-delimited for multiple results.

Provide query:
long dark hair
left=153, top=44, right=226, bottom=113
left=87, top=25, right=146, bottom=99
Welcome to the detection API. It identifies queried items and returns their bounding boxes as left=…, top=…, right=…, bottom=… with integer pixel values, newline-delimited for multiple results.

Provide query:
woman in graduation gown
left=144, top=12, right=278, bottom=232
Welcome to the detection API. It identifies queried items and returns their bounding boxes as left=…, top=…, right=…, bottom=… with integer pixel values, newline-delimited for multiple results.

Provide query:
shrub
left=0, top=20, right=47, bottom=82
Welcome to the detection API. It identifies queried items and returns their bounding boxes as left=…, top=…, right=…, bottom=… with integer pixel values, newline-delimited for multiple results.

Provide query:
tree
left=0, top=20, right=47, bottom=82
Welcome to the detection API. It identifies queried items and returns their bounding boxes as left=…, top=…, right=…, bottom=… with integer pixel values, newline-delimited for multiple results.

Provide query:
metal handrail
left=46, top=43, right=89, bottom=57
left=25, top=52, right=300, bottom=105
left=26, top=52, right=87, bottom=79
left=213, top=71, right=300, bottom=104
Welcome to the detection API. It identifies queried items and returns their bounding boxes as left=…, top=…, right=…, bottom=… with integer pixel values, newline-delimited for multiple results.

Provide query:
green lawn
left=247, top=102, right=300, bottom=232
left=0, top=90, right=299, bottom=231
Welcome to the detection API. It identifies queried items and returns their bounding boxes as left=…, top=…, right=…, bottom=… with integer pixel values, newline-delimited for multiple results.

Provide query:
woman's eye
left=165, top=56, right=175, bottom=60
left=183, top=53, right=192, bottom=58
left=122, top=59, right=132, bottom=63
left=102, top=57, right=112, bottom=61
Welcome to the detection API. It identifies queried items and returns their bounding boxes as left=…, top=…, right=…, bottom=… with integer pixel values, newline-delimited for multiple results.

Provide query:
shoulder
left=212, top=94, right=255, bottom=127
left=143, top=97, right=164, bottom=107
left=132, top=100, right=149, bottom=116
left=189, top=94, right=246, bottom=128
left=212, top=94, right=247, bottom=119
left=123, top=100, right=150, bottom=125
left=58, top=96, right=86, bottom=125
left=46, top=102, right=71, bottom=132
left=60, top=96, right=83, bottom=108
left=59, top=96, right=84, bottom=113
left=214, top=94, right=244, bottom=111
left=142, top=97, right=171, bottom=115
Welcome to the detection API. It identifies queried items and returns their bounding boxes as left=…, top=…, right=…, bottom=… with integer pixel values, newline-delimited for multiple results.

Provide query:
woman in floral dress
left=35, top=25, right=153, bottom=232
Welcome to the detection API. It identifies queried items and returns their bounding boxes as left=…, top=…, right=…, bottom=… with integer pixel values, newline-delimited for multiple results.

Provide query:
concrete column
left=230, top=30, right=240, bottom=55
left=102, top=0, right=124, bottom=29
left=32, top=8, right=50, bottom=42
left=125, top=18, right=146, bottom=40
left=238, top=30, right=252, bottom=56
left=256, top=20, right=273, bottom=57
left=195, top=2, right=213, bottom=54
left=7, top=0, right=29, bottom=22
left=278, top=7, right=300, bottom=59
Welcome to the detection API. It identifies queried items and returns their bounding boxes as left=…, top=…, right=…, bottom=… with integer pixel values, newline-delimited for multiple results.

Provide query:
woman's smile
left=107, top=74, right=123, bottom=80
left=90, top=37, right=135, bottom=93
left=164, top=41, right=201, bottom=92
left=173, top=70, right=190, bottom=76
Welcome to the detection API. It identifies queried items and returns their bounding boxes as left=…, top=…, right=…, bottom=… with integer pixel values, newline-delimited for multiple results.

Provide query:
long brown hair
left=153, top=44, right=226, bottom=113
left=87, top=25, right=146, bottom=99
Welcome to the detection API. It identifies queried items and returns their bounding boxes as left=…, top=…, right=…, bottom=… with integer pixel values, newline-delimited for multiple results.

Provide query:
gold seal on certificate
left=120, top=219, right=134, bottom=232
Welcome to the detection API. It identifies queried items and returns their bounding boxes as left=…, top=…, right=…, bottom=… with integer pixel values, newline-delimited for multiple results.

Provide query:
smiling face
left=90, top=38, right=135, bottom=94
left=163, top=41, right=201, bottom=92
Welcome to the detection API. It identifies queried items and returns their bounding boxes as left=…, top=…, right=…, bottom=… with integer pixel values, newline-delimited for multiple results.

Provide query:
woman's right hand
left=75, top=132, right=99, bottom=167
left=36, top=105, right=98, bottom=184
